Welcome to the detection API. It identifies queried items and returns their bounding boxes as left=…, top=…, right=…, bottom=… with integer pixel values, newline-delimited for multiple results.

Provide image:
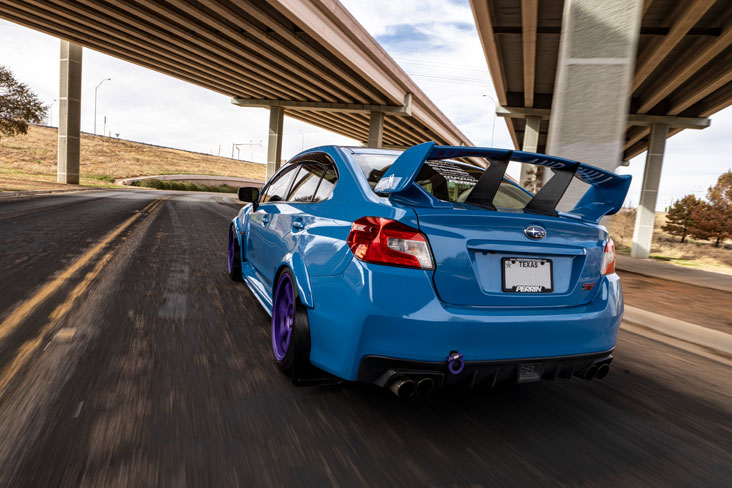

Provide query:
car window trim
left=286, top=152, right=339, bottom=204
left=285, top=161, right=328, bottom=203
left=311, top=163, right=338, bottom=203
left=259, top=164, right=299, bottom=205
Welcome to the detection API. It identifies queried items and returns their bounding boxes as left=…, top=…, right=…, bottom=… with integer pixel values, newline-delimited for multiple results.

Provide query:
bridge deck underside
left=0, top=0, right=471, bottom=148
left=472, top=0, right=732, bottom=159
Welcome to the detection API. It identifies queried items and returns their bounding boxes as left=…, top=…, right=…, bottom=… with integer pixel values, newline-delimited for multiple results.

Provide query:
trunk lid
left=415, top=207, right=607, bottom=307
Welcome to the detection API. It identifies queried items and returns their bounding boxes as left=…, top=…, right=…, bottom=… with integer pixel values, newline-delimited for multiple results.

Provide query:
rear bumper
left=358, top=350, right=614, bottom=388
left=307, top=259, right=623, bottom=381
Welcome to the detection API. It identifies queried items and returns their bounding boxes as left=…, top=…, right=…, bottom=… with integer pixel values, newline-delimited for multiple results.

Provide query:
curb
left=0, top=188, right=108, bottom=201
left=622, top=305, right=732, bottom=365
left=616, top=255, right=732, bottom=294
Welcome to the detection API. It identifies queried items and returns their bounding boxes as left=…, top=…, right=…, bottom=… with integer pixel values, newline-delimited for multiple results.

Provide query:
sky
left=1, top=0, right=730, bottom=209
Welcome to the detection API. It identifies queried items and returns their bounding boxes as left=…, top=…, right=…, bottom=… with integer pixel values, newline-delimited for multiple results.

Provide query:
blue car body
left=230, top=143, right=629, bottom=388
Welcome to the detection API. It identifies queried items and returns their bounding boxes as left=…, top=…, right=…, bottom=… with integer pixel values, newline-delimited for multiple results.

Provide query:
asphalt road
left=0, top=189, right=730, bottom=487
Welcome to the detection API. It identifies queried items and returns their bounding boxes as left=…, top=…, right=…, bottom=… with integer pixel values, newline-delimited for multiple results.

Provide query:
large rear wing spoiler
left=373, top=142, right=631, bottom=223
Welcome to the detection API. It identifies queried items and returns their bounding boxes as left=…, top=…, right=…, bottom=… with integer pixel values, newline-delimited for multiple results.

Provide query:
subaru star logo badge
left=524, top=225, right=546, bottom=240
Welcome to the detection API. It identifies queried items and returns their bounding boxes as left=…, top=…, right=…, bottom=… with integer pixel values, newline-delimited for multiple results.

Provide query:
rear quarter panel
left=290, top=147, right=419, bottom=280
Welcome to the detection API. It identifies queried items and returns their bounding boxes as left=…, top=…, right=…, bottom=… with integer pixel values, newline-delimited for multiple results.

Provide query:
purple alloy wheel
left=227, top=229, right=235, bottom=273
left=272, top=273, right=295, bottom=361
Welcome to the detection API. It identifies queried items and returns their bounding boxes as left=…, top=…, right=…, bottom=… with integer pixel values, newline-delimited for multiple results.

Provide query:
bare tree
left=690, top=171, right=732, bottom=248
left=522, top=165, right=545, bottom=193
left=0, top=65, right=47, bottom=140
left=662, top=194, right=700, bottom=243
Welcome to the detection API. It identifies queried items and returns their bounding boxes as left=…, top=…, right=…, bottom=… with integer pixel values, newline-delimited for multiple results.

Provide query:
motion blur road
left=0, top=190, right=729, bottom=487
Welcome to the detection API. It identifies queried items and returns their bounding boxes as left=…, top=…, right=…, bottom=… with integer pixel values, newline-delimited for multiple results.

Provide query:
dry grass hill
left=0, top=125, right=265, bottom=192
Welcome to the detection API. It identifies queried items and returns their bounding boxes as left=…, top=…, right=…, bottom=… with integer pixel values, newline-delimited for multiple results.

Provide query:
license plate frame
left=502, top=257, right=553, bottom=293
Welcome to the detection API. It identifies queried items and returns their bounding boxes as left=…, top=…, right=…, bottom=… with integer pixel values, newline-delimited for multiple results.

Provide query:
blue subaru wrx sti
left=228, top=143, right=629, bottom=397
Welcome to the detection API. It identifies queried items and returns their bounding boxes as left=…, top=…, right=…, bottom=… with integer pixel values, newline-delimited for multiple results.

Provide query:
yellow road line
left=0, top=196, right=168, bottom=399
left=0, top=197, right=162, bottom=343
left=0, top=252, right=113, bottom=398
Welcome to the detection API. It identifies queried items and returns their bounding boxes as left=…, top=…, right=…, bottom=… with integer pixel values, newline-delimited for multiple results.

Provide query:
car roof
left=343, top=146, right=402, bottom=157
left=339, top=146, right=486, bottom=171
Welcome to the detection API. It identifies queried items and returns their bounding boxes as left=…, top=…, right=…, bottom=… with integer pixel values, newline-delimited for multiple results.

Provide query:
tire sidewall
left=228, top=226, right=243, bottom=281
left=273, top=269, right=310, bottom=376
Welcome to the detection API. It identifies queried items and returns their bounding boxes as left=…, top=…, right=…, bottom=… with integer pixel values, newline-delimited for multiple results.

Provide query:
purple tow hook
left=447, top=351, right=464, bottom=375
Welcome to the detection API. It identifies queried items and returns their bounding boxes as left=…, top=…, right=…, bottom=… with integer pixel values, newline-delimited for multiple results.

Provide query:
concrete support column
left=58, top=41, right=82, bottom=184
left=266, top=106, right=284, bottom=180
left=546, top=0, right=643, bottom=209
left=630, top=123, right=668, bottom=259
left=367, top=111, right=384, bottom=148
left=520, top=115, right=541, bottom=187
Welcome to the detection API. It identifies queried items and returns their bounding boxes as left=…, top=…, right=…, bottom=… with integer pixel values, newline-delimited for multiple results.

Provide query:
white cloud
left=2, top=2, right=732, bottom=209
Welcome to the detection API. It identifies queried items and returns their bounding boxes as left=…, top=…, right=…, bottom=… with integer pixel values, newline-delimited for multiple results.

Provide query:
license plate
left=502, top=257, right=553, bottom=293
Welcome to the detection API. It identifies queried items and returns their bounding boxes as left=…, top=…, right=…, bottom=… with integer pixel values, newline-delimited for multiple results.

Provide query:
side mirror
left=237, top=187, right=259, bottom=203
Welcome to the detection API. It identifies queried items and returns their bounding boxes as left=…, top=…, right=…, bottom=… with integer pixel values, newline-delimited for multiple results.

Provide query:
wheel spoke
left=271, top=273, right=295, bottom=362
left=227, top=232, right=234, bottom=272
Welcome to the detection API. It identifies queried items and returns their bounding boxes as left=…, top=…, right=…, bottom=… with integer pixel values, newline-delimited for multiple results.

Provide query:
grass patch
left=648, top=255, right=701, bottom=266
left=130, top=179, right=237, bottom=193
left=90, top=174, right=115, bottom=182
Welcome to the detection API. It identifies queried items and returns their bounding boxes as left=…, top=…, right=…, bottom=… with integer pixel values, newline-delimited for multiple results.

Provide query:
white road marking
left=72, top=401, right=84, bottom=419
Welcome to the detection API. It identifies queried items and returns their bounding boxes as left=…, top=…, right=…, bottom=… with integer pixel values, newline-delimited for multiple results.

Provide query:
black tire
left=271, top=269, right=311, bottom=379
left=228, top=226, right=243, bottom=282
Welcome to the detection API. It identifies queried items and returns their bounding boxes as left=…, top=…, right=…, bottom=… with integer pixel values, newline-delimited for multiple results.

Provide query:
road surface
left=0, top=190, right=730, bottom=487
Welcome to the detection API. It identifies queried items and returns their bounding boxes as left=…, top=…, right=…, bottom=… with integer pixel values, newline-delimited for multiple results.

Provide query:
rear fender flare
left=277, top=253, right=314, bottom=309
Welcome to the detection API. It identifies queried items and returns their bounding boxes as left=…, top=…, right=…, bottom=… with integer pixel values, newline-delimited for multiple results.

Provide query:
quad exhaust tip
left=416, top=377, right=435, bottom=396
left=388, top=377, right=416, bottom=398
left=579, top=364, right=598, bottom=380
left=595, top=363, right=610, bottom=379
left=388, top=377, right=436, bottom=397
left=576, top=363, right=611, bottom=381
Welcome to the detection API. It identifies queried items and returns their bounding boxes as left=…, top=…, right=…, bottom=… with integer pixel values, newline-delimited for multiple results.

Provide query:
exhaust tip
left=416, top=377, right=435, bottom=396
left=576, top=364, right=598, bottom=381
left=388, top=378, right=416, bottom=398
left=595, top=363, right=610, bottom=379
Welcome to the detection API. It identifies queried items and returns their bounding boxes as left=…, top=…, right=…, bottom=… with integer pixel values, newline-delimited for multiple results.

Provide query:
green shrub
left=92, top=174, right=115, bottom=182
left=129, top=179, right=237, bottom=193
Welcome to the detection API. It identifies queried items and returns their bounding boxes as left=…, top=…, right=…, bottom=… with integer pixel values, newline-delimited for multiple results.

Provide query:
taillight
left=347, top=217, right=434, bottom=270
left=601, top=238, right=616, bottom=275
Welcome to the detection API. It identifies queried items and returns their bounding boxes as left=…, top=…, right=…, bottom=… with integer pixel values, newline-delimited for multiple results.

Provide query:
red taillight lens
left=347, top=217, right=434, bottom=270
left=601, top=238, right=616, bottom=275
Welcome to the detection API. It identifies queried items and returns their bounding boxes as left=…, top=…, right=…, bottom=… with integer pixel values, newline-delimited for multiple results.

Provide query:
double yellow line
left=0, top=197, right=166, bottom=398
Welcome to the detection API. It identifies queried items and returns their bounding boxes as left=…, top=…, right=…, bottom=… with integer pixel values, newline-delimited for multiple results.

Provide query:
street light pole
left=94, top=77, right=111, bottom=135
left=482, top=94, right=498, bottom=147
left=48, top=98, right=56, bottom=126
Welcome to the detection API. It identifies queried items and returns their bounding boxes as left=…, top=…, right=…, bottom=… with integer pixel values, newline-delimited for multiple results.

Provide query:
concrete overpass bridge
left=470, top=0, right=732, bottom=258
left=0, top=0, right=472, bottom=180
left=4, top=0, right=729, bottom=259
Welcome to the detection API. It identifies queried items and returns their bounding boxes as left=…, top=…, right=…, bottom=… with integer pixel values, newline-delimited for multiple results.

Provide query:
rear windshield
left=353, top=153, right=532, bottom=209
